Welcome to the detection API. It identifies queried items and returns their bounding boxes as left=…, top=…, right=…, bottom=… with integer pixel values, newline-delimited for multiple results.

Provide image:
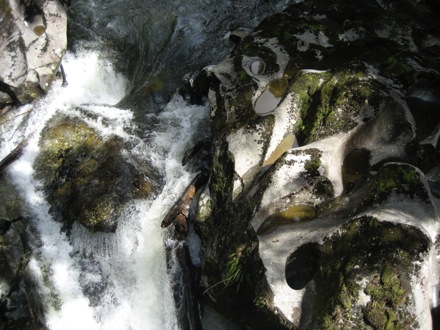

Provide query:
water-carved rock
left=257, top=205, right=317, bottom=236
left=191, top=0, right=440, bottom=328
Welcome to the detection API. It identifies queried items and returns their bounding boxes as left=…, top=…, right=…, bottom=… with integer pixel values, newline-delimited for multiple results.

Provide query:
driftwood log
left=161, top=171, right=209, bottom=240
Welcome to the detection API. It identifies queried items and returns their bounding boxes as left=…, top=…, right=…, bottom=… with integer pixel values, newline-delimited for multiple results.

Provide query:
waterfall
left=1, top=49, right=209, bottom=329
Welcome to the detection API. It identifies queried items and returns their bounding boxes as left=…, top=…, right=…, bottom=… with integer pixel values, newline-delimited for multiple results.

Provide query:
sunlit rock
left=34, top=115, right=156, bottom=233
left=193, top=0, right=440, bottom=328
left=0, top=0, right=67, bottom=105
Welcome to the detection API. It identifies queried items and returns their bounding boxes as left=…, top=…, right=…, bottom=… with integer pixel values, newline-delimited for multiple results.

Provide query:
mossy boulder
left=191, top=0, right=440, bottom=328
left=309, top=217, right=430, bottom=329
left=34, top=114, right=155, bottom=233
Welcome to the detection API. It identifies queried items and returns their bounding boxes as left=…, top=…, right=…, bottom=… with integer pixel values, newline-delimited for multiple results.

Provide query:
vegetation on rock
left=192, top=0, right=440, bottom=328
left=34, top=115, right=154, bottom=232
left=312, top=217, right=429, bottom=329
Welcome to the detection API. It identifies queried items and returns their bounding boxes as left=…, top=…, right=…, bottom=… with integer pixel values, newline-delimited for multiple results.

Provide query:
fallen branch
left=161, top=171, right=209, bottom=239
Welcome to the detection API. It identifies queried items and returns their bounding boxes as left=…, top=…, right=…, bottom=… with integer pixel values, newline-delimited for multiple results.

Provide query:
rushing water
left=68, top=0, right=294, bottom=112
left=1, top=0, right=295, bottom=328
left=1, top=49, right=209, bottom=329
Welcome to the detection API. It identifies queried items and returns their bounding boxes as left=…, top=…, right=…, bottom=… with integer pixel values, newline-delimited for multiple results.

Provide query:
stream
left=0, top=0, right=294, bottom=328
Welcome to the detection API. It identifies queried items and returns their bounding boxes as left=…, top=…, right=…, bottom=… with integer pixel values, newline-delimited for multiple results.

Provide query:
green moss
left=209, top=145, right=235, bottom=209
left=211, top=159, right=227, bottom=194
left=382, top=56, right=412, bottom=78
left=34, top=115, right=153, bottom=232
left=292, top=69, right=371, bottom=144
left=300, top=22, right=324, bottom=32
left=364, top=265, right=408, bottom=329
left=381, top=266, right=406, bottom=306
left=1, top=0, right=12, bottom=16
left=238, top=69, right=248, bottom=81
left=322, top=315, right=335, bottom=330
left=304, top=155, right=321, bottom=174
left=312, top=217, right=429, bottom=329
left=0, top=178, right=25, bottom=221
left=376, top=164, right=428, bottom=201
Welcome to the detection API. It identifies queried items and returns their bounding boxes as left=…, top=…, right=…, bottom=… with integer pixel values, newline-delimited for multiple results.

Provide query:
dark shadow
left=285, top=243, right=320, bottom=290
left=432, top=306, right=440, bottom=330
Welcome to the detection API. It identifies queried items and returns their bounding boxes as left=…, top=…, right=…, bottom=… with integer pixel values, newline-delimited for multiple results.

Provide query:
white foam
left=58, top=50, right=128, bottom=106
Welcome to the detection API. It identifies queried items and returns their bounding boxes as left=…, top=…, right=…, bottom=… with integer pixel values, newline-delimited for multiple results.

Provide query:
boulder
left=0, top=0, right=67, bottom=106
left=34, top=114, right=156, bottom=233
left=189, top=0, right=440, bottom=328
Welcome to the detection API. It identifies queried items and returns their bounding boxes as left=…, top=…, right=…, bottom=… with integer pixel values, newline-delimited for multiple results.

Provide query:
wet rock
left=309, top=217, right=430, bottom=329
left=34, top=114, right=156, bottom=233
left=406, top=77, right=440, bottom=142
left=77, top=253, right=112, bottom=308
left=192, top=0, right=440, bottom=328
left=341, top=148, right=370, bottom=191
left=0, top=177, right=45, bottom=329
left=347, top=98, right=415, bottom=165
left=0, top=0, right=67, bottom=105
left=257, top=205, right=317, bottom=236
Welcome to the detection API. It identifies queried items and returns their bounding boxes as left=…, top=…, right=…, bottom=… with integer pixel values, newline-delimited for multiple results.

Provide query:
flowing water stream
left=1, top=49, right=209, bottom=329
left=1, top=0, right=294, bottom=328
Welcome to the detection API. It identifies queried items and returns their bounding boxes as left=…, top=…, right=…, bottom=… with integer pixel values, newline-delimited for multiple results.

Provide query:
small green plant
left=305, top=156, right=321, bottom=173
left=224, top=247, right=244, bottom=290
left=203, top=245, right=248, bottom=295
